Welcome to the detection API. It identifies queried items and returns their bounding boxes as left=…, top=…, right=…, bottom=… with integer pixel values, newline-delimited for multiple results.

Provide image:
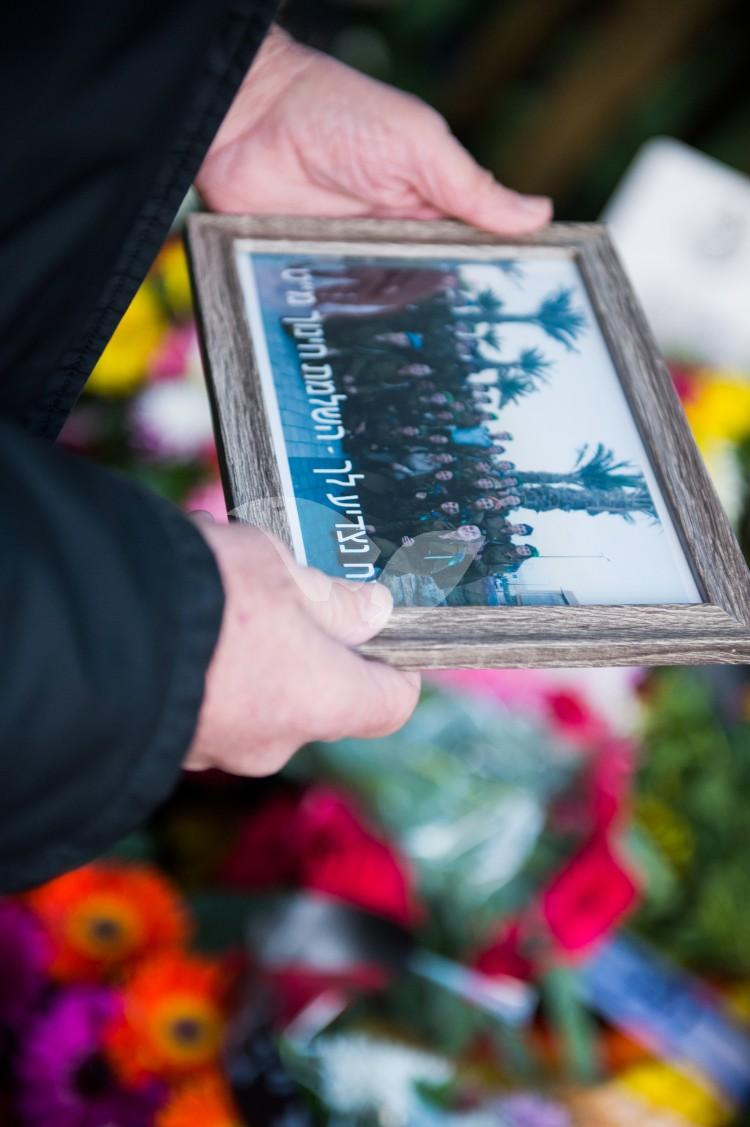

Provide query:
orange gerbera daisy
left=156, top=1073, right=243, bottom=1127
left=104, top=951, right=227, bottom=1085
left=24, top=863, right=189, bottom=982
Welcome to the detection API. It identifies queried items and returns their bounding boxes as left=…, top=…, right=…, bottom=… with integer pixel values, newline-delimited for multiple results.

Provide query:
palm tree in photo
left=516, top=482, right=659, bottom=523
left=451, top=285, right=505, bottom=322
left=451, top=285, right=586, bottom=351
left=491, top=347, right=551, bottom=405
left=516, top=443, right=646, bottom=491
left=496, top=372, right=539, bottom=407
left=495, top=287, right=587, bottom=350
left=478, top=325, right=502, bottom=351
left=497, top=259, right=525, bottom=285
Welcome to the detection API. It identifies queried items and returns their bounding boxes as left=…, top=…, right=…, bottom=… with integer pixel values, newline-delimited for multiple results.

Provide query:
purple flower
left=499, top=1092, right=572, bottom=1127
left=17, top=987, right=166, bottom=1127
left=0, top=900, right=51, bottom=1033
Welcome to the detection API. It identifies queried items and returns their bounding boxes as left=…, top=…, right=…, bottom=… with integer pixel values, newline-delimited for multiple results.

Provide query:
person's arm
left=0, top=421, right=224, bottom=890
left=0, top=10, right=549, bottom=891
left=0, top=423, right=417, bottom=891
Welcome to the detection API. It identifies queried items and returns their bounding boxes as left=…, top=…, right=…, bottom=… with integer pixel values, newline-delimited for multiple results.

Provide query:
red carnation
left=542, top=833, right=639, bottom=954
left=222, top=786, right=420, bottom=928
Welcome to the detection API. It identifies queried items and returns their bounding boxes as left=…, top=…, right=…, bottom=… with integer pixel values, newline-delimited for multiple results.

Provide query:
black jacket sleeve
left=0, top=0, right=276, bottom=890
left=0, top=421, right=224, bottom=890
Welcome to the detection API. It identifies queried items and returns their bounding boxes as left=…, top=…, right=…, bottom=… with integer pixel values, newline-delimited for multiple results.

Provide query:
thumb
left=292, top=564, right=395, bottom=646
left=416, top=120, right=552, bottom=235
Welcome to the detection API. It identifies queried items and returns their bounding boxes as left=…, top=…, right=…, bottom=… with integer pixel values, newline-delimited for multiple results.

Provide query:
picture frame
left=187, top=214, right=750, bottom=667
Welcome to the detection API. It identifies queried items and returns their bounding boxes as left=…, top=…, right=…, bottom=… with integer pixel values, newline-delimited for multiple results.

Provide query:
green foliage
left=633, top=669, right=750, bottom=975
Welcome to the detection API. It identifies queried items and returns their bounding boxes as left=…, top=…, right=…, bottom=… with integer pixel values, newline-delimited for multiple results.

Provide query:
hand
left=185, top=522, right=420, bottom=775
left=196, top=27, right=552, bottom=233
left=401, top=535, right=415, bottom=547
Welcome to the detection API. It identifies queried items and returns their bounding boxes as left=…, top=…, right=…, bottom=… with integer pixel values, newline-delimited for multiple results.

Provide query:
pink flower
left=543, top=688, right=608, bottom=746
left=590, top=738, right=636, bottom=831
left=16, top=987, right=165, bottom=1126
left=429, top=669, right=551, bottom=711
left=542, top=834, right=639, bottom=955
left=0, top=900, right=51, bottom=1034
left=183, top=479, right=228, bottom=523
left=148, top=324, right=200, bottom=381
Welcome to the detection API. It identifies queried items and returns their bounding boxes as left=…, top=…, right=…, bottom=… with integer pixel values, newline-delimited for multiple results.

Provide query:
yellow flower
left=156, top=239, right=194, bottom=319
left=88, top=283, right=166, bottom=396
left=684, top=373, right=750, bottom=449
left=618, top=1061, right=730, bottom=1126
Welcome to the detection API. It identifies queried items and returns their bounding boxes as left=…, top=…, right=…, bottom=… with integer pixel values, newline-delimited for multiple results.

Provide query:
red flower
left=668, top=360, right=700, bottom=403
left=473, top=920, right=534, bottom=982
left=220, top=791, right=302, bottom=890
left=544, top=688, right=608, bottom=746
left=542, top=834, right=639, bottom=954
left=222, top=787, right=419, bottom=928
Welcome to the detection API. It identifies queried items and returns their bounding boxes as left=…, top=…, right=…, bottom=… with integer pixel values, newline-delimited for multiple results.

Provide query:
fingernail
left=515, top=193, right=552, bottom=215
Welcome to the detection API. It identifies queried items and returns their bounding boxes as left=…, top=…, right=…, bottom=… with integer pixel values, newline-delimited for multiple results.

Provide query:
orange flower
left=25, top=863, right=189, bottom=982
left=156, top=1073, right=243, bottom=1127
left=105, top=951, right=227, bottom=1085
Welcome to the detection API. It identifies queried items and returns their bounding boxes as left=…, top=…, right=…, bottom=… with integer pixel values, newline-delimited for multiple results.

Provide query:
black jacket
left=0, top=1, right=277, bottom=890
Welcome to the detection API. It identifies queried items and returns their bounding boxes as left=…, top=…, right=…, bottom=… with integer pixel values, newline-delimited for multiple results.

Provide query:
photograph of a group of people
left=271, top=251, right=701, bottom=608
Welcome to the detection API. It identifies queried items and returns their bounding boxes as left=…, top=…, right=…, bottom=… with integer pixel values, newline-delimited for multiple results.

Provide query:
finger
left=322, top=644, right=422, bottom=741
left=292, top=564, right=395, bottom=646
left=415, top=119, right=552, bottom=234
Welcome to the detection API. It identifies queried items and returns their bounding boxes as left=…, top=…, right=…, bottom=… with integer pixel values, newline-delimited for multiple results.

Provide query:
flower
left=0, top=900, right=51, bottom=1033
left=222, top=786, right=420, bottom=928
left=498, top=1092, right=572, bottom=1127
left=183, top=479, right=228, bottom=523
left=315, top=1033, right=452, bottom=1121
left=156, top=1073, right=243, bottom=1127
left=301, top=789, right=419, bottom=926
left=148, top=323, right=202, bottom=381
left=88, top=285, right=166, bottom=396
left=104, top=951, right=227, bottom=1085
left=16, top=986, right=165, bottom=1127
left=129, top=380, right=214, bottom=461
left=542, top=834, right=639, bottom=953
left=220, top=790, right=303, bottom=891
left=683, top=372, right=750, bottom=448
left=25, top=863, right=189, bottom=982
left=155, top=239, right=194, bottom=320
left=543, top=688, right=607, bottom=746
left=473, top=920, right=534, bottom=982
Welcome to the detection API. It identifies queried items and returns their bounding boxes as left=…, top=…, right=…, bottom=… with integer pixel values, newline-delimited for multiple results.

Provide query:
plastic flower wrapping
left=1, top=234, right=750, bottom=1125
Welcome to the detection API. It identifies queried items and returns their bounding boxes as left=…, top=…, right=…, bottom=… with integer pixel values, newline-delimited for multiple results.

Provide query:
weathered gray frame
left=187, top=215, right=750, bottom=667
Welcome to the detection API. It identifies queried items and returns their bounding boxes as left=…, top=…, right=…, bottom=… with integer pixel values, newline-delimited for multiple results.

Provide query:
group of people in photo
left=282, top=259, right=654, bottom=605
left=311, top=270, right=540, bottom=603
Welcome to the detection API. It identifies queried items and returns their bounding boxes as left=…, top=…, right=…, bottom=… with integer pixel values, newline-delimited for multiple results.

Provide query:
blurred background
left=3, top=3, right=750, bottom=1125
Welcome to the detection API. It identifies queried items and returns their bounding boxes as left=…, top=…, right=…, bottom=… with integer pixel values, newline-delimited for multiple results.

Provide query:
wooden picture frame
left=187, top=215, right=750, bottom=668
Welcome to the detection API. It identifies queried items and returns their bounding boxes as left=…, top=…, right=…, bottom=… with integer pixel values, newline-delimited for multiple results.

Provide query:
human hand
left=196, top=27, right=552, bottom=233
left=185, top=522, right=420, bottom=776
left=401, top=535, right=415, bottom=547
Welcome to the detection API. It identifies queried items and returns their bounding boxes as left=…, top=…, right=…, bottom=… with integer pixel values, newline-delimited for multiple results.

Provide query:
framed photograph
left=187, top=215, right=750, bottom=667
